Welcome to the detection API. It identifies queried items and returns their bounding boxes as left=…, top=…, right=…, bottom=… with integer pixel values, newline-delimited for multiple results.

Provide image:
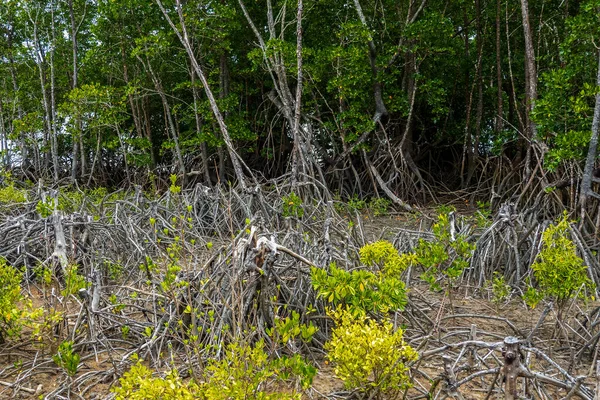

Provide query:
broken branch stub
left=502, top=336, right=522, bottom=400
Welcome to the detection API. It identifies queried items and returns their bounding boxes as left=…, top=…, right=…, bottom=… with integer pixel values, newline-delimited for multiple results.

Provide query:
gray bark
left=156, top=0, right=249, bottom=189
left=579, top=50, right=600, bottom=218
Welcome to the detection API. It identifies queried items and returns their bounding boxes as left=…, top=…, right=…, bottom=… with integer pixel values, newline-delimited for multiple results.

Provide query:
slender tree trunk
left=156, top=0, right=248, bottom=189
left=460, top=7, right=473, bottom=188
left=495, top=0, right=503, bottom=134
left=50, top=1, right=59, bottom=182
left=6, top=19, right=26, bottom=169
left=0, top=100, right=9, bottom=168
left=191, top=67, right=211, bottom=185
left=142, top=96, right=157, bottom=168
left=69, top=0, right=79, bottom=183
left=140, top=55, right=187, bottom=182
left=579, top=50, right=600, bottom=220
left=352, top=0, right=388, bottom=121
left=31, top=16, right=51, bottom=177
left=218, top=54, right=228, bottom=183
left=238, top=0, right=315, bottom=184
left=520, top=0, right=538, bottom=139
left=291, top=0, right=305, bottom=188
left=467, top=0, right=484, bottom=185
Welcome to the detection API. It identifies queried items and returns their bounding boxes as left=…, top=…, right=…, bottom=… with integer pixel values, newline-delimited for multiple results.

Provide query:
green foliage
left=267, top=310, right=318, bottom=344
left=0, top=259, right=49, bottom=343
left=415, top=213, right=475, bottom=291
left=311, top=262, right=408, bottom=316
left=0, top=259, right=25, bottom=340
left=489, top=272, right=511, bottom=306
left=312, top=241, right=412, bottom=315
left=325, top=307, right=418, bottom=398
left=347, top=195, right=367, bottom=212
left=105, top=260, right=124, bottom=281
left=282, top=192, right=304, bottom=218
left=368, top=197, right=391, bottom=217
left=113, top=340, right=316, bottom=400
left=202, top=340, right=314, bottom=399
left=0, top=184, right=27, bottom=204
left=33, top=264, right=53, bottom=286
left=53, top=341, right=80, bottom=377
left=533, top=0, right=600, bottom=171
left=36, top=198, right=55, bottom=218
left=474, top=201, right=492, bottom=228
left=529, top=214, right=594, bottom=309
left=112, top=362, right=199, bottom=400
left=359, top=240, right=417, bottom=276
left=61, top=266, right=89, bottom=297
left=523, top=283, right=544, bottom=309
left=169, top=174, right=181, bottom=194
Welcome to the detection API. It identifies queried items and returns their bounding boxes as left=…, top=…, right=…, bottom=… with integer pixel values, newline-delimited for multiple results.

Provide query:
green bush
left=325, top=307, right=418, bottom=399
left=528, top=214, right=594, bottom=311
left=53, top=341, right=81, bottom=377
left=61, top=266, right=89, bottom=297
left=311, top=262, right=408, bottom=316
left=0, top=259, right=25, bottom=341
left=359, top=240, right=416, bottom=276
left=368, top=197, right=391, bottom=216
left=0, top=184, right=27, bottom=204
left=112, top=362, right=198, bottom=400
left=282, top=192, right=304, bottom=218
left=202, top=340, right=313, bottom=399
left=312, top=241, right=414, bottom=316
left=415, top=213, right=475, bottom=291
left=113, top=340, right=316, bottom=400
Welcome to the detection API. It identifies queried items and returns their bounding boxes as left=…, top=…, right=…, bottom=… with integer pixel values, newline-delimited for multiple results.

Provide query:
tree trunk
left=140, top=54, right=187, bottom=182
left=69, top=0, right=79, bottom=183
left=50, top=1, right=59, bottom=182
left=495, top=0, right=503, bottom=134
left=520, top=0, right=538, bottom=139
left=0, top=100, right=8, bottom=168
left=291, top=0, right=305, bottom=188
left=191, top=67, right=211, bottom=185
left=579, top=49, right=600, bottom=220
left=352, top=0, right=388, bottom=122
left=31, top=15, right=51, bottom=178
left=156, top=0, right=248, bottom=189
left=467, top=0, right=484, bottom=185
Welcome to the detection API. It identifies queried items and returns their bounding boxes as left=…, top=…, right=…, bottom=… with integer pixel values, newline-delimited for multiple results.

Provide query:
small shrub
left=489, top=272, right=511, bottom=305
left=202, top=340, right=314, bottom=399
left=325, top=307, right=418, bottom=399
left=311, top=262, right=408, bottom=316
left=113, top=341, right=316, bottom=400
left=529, top=214, right=594, bottom=313
left=112, top=362, right=198, bottom=400
left=0, top=259, right=25, bottom=341
left=36, top=198, right=55, bottom=218
left=61, top=266, right=89, bottom=297
left=282, top=192, right=304, bottom=218
left=369, top=197, right=391, bottom=216
left=53, top=341, right=80, bottom=377
left=0, top=259, right=48, bottom=343
left=0, top=184, right=27, bottom=204
left=347, top=195, right=367, bottom=213
left=359, top=240, right=417, bottom=276
left=169, top=174, right=181, bottom=194
left=415, top=213, right=475, bottom=291
left=267, top=310, right=318, bottom=344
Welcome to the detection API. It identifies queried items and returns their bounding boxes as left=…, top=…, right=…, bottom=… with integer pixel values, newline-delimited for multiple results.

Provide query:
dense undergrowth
left=0, top=179, right=599, bottom=399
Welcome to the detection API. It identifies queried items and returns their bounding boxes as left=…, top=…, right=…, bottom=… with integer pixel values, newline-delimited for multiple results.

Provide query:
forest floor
left=3, top=282, right=596, bottom=399
left=1, top=211, right=599, bottom=399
